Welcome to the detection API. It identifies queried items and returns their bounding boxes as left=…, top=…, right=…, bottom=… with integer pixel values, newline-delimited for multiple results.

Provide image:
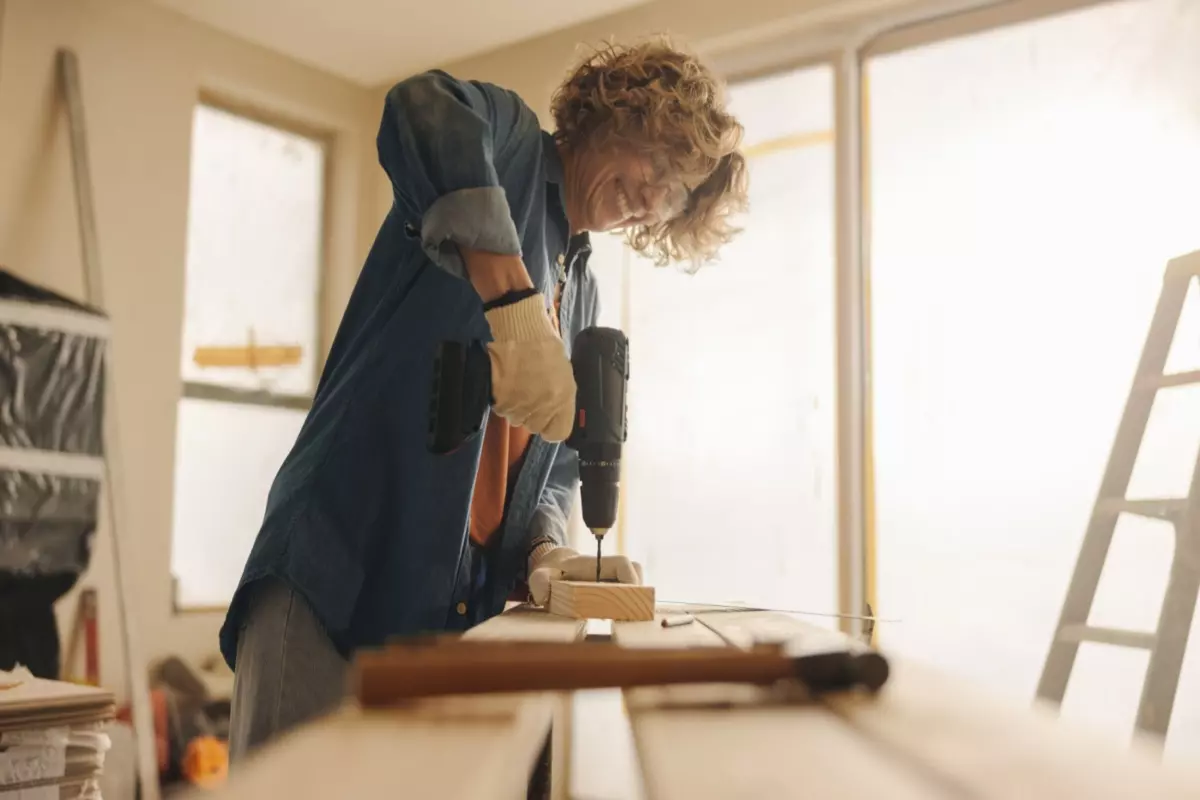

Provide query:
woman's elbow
left=385, top=71, right=468, bottom=123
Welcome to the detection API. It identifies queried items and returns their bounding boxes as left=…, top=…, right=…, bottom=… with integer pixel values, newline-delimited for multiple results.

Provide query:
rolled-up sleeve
left=377, top=70, right=530, bottom=279
left=529, top=443, right=580, bottom=550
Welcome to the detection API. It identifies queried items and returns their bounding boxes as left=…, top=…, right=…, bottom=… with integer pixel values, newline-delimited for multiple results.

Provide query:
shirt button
left=456, top=602, right=467, bottom=616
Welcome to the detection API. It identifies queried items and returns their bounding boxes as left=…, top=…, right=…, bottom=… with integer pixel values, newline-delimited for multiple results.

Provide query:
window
left=588, top=66, right=838, bottom=616
left=170, top=103, right=326, bottom=609
left=867, top=0, right=1200, bottom=755
left=568, top=0, right=1198, bottom=761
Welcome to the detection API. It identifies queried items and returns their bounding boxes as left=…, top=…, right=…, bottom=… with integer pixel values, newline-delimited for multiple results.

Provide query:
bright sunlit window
left=868, top=0, right=1200, bottom=757
left=170, top=104, right=325, bottom=609
left=585, top=66, right=838, bottom=616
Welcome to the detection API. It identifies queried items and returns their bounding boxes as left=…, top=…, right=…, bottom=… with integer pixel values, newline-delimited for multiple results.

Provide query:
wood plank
left=699, top=612, right=1200, bottom=799
left=691, top=609, right=842, bottom=651
left=566, top=620, right=644, bottom=800
left=612, top=612, right=949, bottom=800
left=208, top=699, right=555, bottom=800
left=613, top=616, right=730, bottom=650
left=0, top=674, right=114, bottom=732
left=208, top=604, right=586, bottom=800
left=549, top=581, right=655, bottom=621
left=467, top=604, right=584, bottom=800
left=465, top=602, right=588, bottom=642
left=570, top=688, right=646, bottom=800
left=0, top=705, right=116, bottom=732
left=0, top=676, right=112, bottom=713
left=827, top=660, right=1200, bottom=799
left=629, top=700, right=947, bottom=800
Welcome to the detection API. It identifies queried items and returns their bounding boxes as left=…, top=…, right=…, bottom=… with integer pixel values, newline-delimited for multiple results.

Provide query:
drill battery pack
left=427, top=340, right=492, bottom=455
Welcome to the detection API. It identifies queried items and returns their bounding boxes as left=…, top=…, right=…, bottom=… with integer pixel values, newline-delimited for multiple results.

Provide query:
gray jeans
left=228, top=578, right=349, bottom=762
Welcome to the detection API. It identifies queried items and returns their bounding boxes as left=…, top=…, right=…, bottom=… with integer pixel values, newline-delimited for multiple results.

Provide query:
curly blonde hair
left=551, top=38, right=749, bottom=267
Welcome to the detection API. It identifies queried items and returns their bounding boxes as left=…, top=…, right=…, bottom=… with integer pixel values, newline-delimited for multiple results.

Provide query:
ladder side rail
left=1135, top=441, right=1200, bottom=736
left=1036, top=264, right=1191, bottom=704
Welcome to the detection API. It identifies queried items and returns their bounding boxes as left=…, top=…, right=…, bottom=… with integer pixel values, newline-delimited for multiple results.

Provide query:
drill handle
left=564, top=327, right=629, bottom=452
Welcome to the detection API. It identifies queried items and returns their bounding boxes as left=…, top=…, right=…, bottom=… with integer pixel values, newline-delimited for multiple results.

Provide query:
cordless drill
left=564, top=327, right=629, bottom=581
left=428, top=327, right=629, bottom=581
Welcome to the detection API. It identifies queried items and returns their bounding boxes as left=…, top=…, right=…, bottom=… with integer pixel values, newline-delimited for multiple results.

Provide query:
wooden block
left=192, top=344, right=302, bottom=368
left=548, top=581, right=655, bottom=621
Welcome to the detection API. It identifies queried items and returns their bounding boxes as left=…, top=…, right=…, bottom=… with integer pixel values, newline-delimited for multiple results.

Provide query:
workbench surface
left=202, top=605, right=1200, bottom=799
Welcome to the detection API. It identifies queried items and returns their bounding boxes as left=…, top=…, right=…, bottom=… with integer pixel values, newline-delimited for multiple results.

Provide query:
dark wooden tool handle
left=354, top=642, right=888, bottom=707
left=356, top=643, right=788, bottom=706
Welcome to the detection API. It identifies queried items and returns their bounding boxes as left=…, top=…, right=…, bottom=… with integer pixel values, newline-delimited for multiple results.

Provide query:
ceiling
left=152, top=0, right=653, bottom=85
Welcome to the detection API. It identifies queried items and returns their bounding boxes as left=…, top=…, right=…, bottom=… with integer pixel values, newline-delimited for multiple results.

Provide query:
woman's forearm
left=460, top=246, right=535, bottom=303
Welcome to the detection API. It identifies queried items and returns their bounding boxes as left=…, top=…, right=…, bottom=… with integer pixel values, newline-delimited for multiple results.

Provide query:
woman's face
left=564, top=143, right=689, bottom=233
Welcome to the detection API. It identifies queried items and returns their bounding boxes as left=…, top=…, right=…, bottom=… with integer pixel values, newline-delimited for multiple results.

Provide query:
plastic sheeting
left=0, top=270, right=105, bottom=579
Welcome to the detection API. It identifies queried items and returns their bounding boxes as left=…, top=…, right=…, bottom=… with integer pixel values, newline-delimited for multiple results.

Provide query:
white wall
left=0, top=0, right=377, bottom=700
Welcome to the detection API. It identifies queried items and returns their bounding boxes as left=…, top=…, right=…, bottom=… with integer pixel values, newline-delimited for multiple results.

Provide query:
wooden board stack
left=0, top=668, right=116, bottom=799
left=203, top=603, right=1200, bottom=800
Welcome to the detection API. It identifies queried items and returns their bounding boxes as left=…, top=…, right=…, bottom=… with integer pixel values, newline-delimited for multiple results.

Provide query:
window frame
left=704, top=0, right=1126, bottom=637
left=171, top=95, right=332, bottom=613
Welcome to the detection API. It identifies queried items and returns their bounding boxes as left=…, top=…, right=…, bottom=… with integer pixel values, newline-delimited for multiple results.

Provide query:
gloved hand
left=484, top=293, right=577, bottom=442
left=527, top=544, right=644, bottom=606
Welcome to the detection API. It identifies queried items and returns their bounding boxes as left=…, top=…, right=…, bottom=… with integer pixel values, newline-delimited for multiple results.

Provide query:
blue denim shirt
left=219, top=70, right=599, bottom=667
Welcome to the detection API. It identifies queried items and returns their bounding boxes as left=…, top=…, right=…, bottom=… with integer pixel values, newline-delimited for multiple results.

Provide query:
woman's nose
left=642, top=184, right=670, bottom=215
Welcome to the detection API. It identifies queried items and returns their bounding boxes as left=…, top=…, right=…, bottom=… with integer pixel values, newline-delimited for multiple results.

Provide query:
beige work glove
left=484, top=294, right=577, bottom=442
left=527, top=543, right=644, bottom=607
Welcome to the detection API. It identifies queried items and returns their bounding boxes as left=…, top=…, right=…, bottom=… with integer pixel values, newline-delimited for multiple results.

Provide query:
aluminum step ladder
left=1037, top=250, right=1200, bottom=738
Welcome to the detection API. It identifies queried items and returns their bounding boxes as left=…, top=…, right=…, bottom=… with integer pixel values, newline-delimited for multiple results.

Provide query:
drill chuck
left=578, top=442, right=622, bottom=532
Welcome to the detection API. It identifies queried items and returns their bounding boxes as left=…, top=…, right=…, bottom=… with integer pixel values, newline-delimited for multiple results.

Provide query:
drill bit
left=596, top=536, right=602, bottom=582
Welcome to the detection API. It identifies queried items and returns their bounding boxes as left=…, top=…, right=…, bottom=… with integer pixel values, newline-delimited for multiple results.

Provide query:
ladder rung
left=1059, top=625, right=1157, bottom=649
left=1096, top=497, right=1188, bottom=520
left=1137, top=370, right=1200, bottom=391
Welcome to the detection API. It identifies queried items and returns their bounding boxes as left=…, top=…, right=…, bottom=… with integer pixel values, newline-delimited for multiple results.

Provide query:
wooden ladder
left=58, top=49, right=161, bottom=800
left=1037, top=250, right=1200, bottom=738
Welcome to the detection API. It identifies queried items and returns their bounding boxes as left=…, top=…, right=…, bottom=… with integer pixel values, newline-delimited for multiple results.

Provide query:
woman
left=222, top=37, right=748, bottom=757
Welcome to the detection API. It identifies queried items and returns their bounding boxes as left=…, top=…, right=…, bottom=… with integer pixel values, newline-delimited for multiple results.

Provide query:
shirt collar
left=543, top=131, right=571, bottom=247
left=542, top=130, right=564, bottom=185
left=543, top=133, right=592, bottom=270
